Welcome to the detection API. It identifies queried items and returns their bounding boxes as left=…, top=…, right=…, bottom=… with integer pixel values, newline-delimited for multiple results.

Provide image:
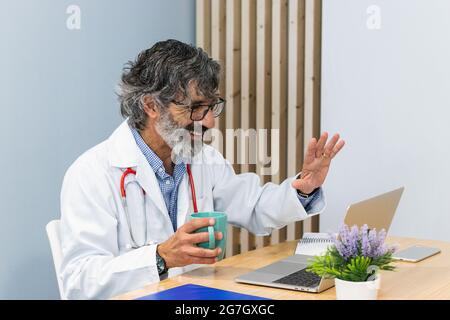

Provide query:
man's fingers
left=214, top=231, right=223, bottom=241
left=187, top=232, right=210, bottom=244
left=305, top=138, right=317, bottom=163
left=315, top=132, right=328, bottom=158
left=187, top=231, right=223, bottom=244
left=322, top=134, right=340, bottom=158
left=181, top=218, right=215, bottom=234
left=185, top=246, right=221, bottom=258
left=331, top=140, right=345, bottom=159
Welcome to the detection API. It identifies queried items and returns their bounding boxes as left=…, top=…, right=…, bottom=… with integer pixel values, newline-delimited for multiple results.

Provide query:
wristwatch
left=297, top=187, right=319, bottom=199
left=155, top=246, right=168, bottom=276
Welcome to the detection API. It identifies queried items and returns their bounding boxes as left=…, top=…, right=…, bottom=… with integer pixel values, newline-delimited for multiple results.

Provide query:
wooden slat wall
left=240, top=0, right=257, bottom=252
left=196, top=0, right=211, bottom=54
left=287, top=0, right=306, bottom=240
left=224, top=0, right=242, bottom=257
left=270, top=0, right=288, bottom=245
left=303, top=0, right=322, bottom=233
left=255, top=0, right=272, bottom=249
left=211, top=0, right=227, bottom=133
left=196, top=0, right=322, bottom=257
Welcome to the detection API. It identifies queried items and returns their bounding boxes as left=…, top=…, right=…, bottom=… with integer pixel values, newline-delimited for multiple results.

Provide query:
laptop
left=235, top=187, right=405, bottom=293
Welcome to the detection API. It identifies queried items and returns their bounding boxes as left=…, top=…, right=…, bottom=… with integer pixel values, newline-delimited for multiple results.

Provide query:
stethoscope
left=120, top=164, right=198, bottom=249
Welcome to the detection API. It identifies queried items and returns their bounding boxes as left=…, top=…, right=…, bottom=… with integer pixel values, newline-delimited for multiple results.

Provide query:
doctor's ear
left=142, top=95, right=161, bottom=120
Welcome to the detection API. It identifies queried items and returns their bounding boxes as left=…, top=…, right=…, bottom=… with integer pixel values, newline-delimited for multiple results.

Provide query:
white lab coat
left=60, top=120, right=326, bottom=299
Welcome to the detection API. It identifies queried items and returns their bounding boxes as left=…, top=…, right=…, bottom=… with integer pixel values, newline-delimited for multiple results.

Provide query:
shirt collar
left=130, top=127, right=186, bottom=179
left=130, top=127, right=166, bottom=178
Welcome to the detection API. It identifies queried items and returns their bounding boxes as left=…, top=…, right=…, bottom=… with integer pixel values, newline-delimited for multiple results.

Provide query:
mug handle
left=207, top=226, right=215, bottom=249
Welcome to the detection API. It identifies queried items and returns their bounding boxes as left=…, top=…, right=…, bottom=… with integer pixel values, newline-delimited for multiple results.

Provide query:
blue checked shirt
left=132, top=128, right=320, bottom=231
left=297, top=184, right=321, bottom=213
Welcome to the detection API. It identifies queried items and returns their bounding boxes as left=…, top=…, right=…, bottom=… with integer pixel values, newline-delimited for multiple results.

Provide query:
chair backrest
left=46, top=220, right=66, bottom=300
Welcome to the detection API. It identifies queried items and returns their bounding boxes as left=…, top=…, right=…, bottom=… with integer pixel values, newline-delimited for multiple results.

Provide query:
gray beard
left=154, top=111, right=204, bottom=164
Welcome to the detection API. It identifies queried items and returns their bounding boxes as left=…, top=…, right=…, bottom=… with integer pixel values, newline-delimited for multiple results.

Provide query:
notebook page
left=295, top=232, right=335, bottom=256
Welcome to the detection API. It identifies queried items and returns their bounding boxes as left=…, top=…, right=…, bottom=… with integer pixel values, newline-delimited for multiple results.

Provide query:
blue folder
left=136, top=284, right=270, bottom=300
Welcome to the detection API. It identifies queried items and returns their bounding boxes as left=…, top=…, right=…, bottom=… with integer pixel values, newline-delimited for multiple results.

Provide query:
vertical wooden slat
left=310, top=0, right=322, bottom=232
left=211, top=0, right=227, bottom=132
left=240, top=0, right=257, bottom=253
left=294, top=0, right=306, bottom=238
left=270, top=0, right=288, bottom=245
left=287, top=0, right=306, bottom=241
left=240, top=0, right=256, bottom=175
left=255, top=0, right=272, bottom=248
left=287, top=0, right=298, bottom=241
left=196, top=0, right=211, bottom=54
left=225, top=0, right=242, bottom=258
left=304, top=0, right=322, bottom=233
left=287, top=1, right=299, bottom=186
left=295, top=0, right=307, bottom=239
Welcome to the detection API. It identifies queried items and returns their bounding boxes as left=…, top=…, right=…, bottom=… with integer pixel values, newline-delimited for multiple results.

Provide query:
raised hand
left=292, top=132, right=345, bottom=194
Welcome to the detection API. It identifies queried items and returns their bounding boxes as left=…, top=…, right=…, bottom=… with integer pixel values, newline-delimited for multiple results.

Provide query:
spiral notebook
left=294, top=232, right=335, bottom=256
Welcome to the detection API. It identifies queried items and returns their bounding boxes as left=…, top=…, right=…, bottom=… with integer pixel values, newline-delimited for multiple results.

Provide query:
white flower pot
left=335, top=275, right=381, bottom=300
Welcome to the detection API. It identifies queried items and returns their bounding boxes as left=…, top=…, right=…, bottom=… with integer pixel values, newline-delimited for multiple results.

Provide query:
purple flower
left=350, top=225, right=360, bottom=254
left=332, top=224, right=396, bottom=261
left=361, top=224, right=370, bottom=256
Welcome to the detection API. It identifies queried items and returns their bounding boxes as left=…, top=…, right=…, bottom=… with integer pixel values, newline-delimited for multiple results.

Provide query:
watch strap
left=297, top=186, right=319, bottom=198
left=155, top=246, right=167, bottom=275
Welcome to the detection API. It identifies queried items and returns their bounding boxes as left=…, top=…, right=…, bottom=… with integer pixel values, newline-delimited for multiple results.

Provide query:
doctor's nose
left=202, top=109, right=215, bottom=129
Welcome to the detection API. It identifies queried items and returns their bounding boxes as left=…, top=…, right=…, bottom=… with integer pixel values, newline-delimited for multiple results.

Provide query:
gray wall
left=0, top=0, right=194, bottom=299
left=321, top=0, right=450, bottom=241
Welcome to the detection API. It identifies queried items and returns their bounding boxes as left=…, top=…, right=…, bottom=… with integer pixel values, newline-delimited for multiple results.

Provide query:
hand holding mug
left=157, top=217, right=223, bottom=269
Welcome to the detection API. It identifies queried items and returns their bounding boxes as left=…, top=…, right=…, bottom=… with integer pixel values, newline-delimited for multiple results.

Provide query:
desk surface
left=114, top=236, right=450, bottom=300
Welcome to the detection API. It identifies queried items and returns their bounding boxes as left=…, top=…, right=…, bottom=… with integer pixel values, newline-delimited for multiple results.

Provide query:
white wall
left=321, top=0, right=450, bottom=241
left=0, top=0, right=195, bottom=299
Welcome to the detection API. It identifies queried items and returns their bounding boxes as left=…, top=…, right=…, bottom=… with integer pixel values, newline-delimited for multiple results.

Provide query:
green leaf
left=306, top=245, right=396, bottom=281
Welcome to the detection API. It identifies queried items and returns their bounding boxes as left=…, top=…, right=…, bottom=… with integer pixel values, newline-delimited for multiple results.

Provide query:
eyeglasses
left=172, top=97, right=226, bottom=121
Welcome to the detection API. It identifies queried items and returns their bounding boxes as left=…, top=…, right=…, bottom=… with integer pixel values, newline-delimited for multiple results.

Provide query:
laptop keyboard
left=273, top=268, right=322, bottom=288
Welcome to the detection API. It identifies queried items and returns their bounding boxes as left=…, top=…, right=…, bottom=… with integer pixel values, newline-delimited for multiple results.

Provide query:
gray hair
left=117, top=39, right=221, bottom=130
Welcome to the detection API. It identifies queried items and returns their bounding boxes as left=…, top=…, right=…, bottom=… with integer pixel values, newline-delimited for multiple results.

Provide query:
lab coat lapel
left=135, top=152, right=169, bottom=219
left=107, top=120, right=139, bottom=168
left=177, top=175, right=190, bottom=228
left=177, top=162, right=205, bottom=227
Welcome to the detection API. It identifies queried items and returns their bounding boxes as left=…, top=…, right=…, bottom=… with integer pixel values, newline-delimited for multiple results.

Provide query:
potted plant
left=307, top=224, right=397, bottom=300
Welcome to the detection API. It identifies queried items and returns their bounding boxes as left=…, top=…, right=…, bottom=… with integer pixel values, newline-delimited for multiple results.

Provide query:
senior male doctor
left=60, top=39, right=345, bottom=299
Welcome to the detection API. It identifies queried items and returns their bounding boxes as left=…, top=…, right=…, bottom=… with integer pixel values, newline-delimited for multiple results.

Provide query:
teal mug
left=188, top=211, right=227, bottom=261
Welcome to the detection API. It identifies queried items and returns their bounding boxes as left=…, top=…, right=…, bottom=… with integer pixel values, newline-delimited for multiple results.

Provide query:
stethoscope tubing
left=120, top=164, right=198, bottom=248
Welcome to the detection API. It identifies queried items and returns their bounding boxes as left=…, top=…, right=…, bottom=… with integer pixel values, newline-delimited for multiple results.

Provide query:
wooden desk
left=114, top=236, right=450, bottom=300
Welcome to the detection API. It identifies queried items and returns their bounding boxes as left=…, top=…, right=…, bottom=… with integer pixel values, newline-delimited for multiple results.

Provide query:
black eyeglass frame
left=171, top=97, right=226, bottom=121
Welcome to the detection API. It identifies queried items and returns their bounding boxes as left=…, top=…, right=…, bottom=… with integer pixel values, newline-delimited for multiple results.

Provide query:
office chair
left=46, top=220, right=67, bottom=300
